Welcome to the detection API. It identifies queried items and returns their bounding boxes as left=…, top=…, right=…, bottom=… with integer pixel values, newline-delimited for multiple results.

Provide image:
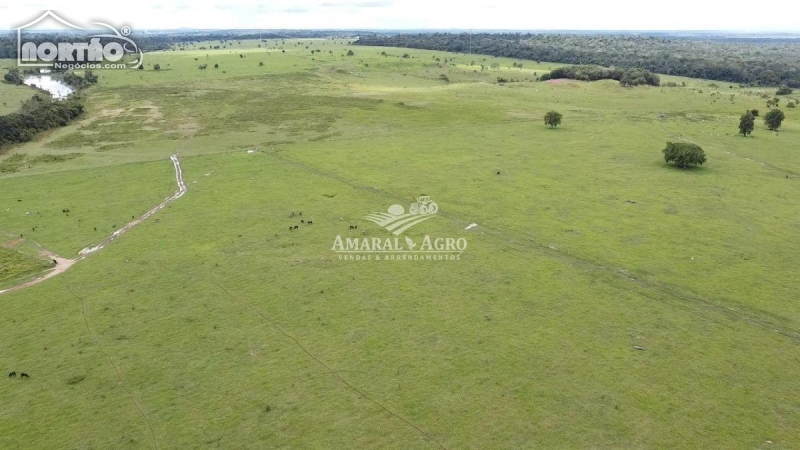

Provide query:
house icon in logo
left=15, top=10, right=143, bottom=69
left=15, top=11, right=84, bottom=67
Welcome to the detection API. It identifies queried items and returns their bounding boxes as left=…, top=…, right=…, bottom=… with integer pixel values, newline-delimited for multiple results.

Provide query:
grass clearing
left=0, top=40, right=798, bottom=448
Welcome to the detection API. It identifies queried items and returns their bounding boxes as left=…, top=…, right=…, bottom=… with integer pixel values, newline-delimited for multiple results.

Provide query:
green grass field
left=1, top=40, right=799, bottom=449
left=0, top=63, right=39, bottom=115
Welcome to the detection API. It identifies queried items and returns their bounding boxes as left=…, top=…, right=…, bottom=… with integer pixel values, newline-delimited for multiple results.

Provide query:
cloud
left=1, top=0, right=799, bottom=30
left=321, top=1, right=392, bottom=8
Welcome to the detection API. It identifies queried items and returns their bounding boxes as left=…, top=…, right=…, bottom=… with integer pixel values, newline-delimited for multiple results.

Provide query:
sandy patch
left=2, top=238, right=24, bottom=249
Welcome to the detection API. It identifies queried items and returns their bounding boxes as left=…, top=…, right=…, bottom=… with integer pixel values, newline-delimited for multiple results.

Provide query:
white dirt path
left=0, top=155, right=186, bottom=296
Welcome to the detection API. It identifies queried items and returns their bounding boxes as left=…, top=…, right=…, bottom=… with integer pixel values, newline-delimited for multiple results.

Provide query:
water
left=23, top=75, right=74, bottom=100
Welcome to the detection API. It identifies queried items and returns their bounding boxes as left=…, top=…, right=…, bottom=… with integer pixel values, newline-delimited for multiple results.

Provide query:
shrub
left=663, top=142, right=706, bottom=168
left=544, top=111, right=562, bottom=128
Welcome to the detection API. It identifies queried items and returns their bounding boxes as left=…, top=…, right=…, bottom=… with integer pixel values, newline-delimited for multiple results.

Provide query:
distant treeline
left=0, top=96, right=85, bottom=149
left=354, top=33, right=800, bottom=87
left=0, top=30, right=357, bottom=58
left=541, top=65, right=660, bottom=86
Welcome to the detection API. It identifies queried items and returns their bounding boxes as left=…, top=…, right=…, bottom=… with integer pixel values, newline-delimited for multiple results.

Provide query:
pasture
left=0, top=63, right=38, bottom=115
left=0, top=39, right=798, bottom=449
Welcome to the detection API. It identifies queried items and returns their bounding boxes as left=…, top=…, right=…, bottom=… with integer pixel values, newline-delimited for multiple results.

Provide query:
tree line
left=0, top=30, right=357, bottom=58
left=540, top=65, right=660, bottom=86
left=0, top=96, right=85, bottom=149
left=354, top=33, right=800, bottom=87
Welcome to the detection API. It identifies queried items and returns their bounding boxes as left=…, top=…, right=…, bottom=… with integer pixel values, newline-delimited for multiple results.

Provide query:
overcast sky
left=2, top=1, right=798, bottom=31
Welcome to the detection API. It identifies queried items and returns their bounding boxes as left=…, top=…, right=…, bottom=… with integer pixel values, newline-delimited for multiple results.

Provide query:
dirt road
left=0, top=154, right=186, bottom=296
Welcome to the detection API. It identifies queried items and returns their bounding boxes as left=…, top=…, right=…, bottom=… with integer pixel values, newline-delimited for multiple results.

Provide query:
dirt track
left=0, top=155, right=186, bottom=296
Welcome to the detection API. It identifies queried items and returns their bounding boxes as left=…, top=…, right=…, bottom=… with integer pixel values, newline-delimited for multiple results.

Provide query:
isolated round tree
left=764, top=109, right=785, bottom=131
left=544, top=111, right=562, bottom=128
left=663, top=142, right=706, bottom=168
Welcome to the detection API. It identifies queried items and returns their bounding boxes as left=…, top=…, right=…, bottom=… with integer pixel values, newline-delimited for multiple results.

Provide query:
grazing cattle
left=290, top=211, right=296, bottom=218
left=496, top=171, right=501, bottom=175
left=349, top=225, right=358, bottom=229
left=20, top=373, right=29, bottom=379
left=8, top=372, right=15, bottom=378
left=52, top=259, right=57, bottom=265
left=294, top=225, right=299, bottom=230
left=289, top=226, right=293, bottom=231
left=112, top=225, right=116, bottom=228
left=307, top=221, right=313, bottom=225
left=301, top=220, right=304, bottom=223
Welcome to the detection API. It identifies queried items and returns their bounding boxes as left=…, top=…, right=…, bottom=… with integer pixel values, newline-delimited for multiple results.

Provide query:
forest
left=354, top=33, right=800, bottom=87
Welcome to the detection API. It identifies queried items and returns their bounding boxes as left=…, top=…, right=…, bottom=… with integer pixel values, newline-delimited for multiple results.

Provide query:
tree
left=776, top=85, right=793, bottom=95
left=663, top=142, right=706, bottom=168
left=750, top=109, right=759, bottom=117
left=153, top=64, right=161, bottom=71
left=738, top=111, right=755, bottom=137
left=544, top=111, right=562, bottom=128
left=3, top=67, right=23, bottom=84
left=214, top=63, right=219, bottom=69
left=346, top=50, right=355, bottom=56
left=259, top=62, right=264, bottom=67
left=764, top=109, right=785, bottom=131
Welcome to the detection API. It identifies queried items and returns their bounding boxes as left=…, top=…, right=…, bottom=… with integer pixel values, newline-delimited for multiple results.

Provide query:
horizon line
left=2, top=28, right=800, bottom=34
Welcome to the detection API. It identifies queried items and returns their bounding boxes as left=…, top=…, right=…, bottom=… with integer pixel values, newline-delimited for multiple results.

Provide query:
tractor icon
left=409, top=195, right=438, bottom=216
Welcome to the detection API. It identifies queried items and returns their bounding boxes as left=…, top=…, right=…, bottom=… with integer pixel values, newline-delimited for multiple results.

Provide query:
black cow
left=307, top=221, right=313, bottom=225
left=20, top=373, right=29, bottom=379
left=8, top=372, right=15, bottom=378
